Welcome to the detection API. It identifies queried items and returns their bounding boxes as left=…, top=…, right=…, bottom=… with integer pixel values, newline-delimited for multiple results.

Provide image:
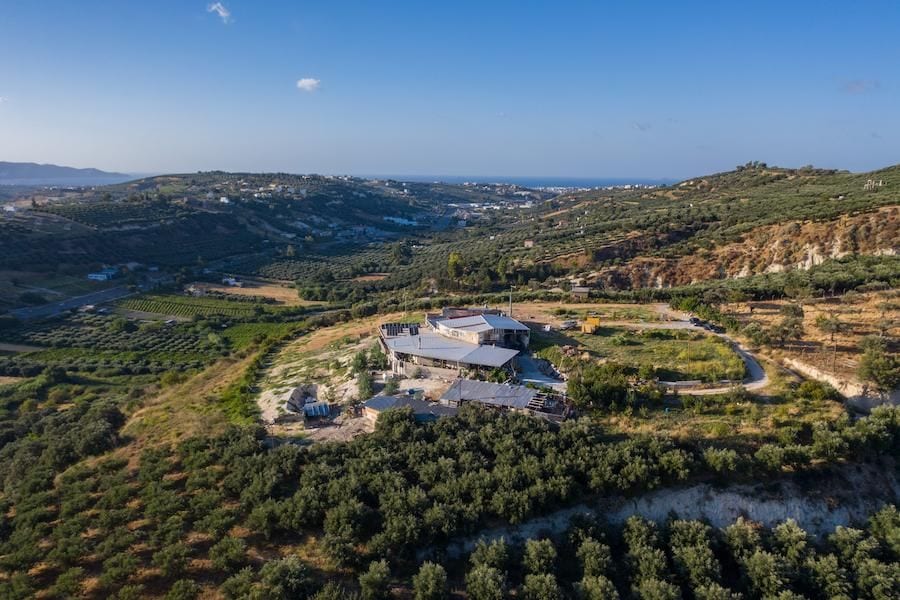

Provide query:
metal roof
left=302, top=401, right=330, bottom=417
left=440, top=379, right=537, bottom=409
left=364, top=395, right=458, bottom=420
left=382, top=331, right=519, bottom=368
left=436, top=314, right=529, bottom=333
left=364, top=395, right=401, bottom=411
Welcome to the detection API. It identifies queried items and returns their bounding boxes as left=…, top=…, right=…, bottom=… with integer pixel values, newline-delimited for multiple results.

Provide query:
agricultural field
left=119, top=294, right=281, bottom=318
left=188, top=278, right=321, bottom=306
left=597, top=364, right=844, bottom=442
left=513, top=301, right=746, bottom=383
left=725, top=289, right=899, bottom=381
left=228, top=243, right=398, bottom=282
left=220, top=322, right=298, bottom=350
left=509, top=301, right=853, bottom=443
left=0, top=312, right=230, bottom=377
left=562, top=326, right=746, bottom=383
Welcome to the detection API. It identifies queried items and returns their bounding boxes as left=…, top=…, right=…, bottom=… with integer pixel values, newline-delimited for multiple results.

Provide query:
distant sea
left=368, top=175, right=676, bottom=188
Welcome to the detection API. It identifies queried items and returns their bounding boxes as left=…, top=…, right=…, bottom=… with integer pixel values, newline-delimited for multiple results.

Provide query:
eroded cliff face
left=592, top=207, right=898, bottom=289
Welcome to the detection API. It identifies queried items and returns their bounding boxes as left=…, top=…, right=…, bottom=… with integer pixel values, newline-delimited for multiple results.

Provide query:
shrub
left=413, top=562, right=448, bottom=600
left=359, top=560, right=391, bottom=600
left=577, top=575, right=619, bottom=600
left=257, top=556, right=315, bottom=599
left=165, top=579, right=201, bottom=600
left=521, top=573, right=561, bottom=600
left=524, top=539, right=557, bottom=574
left=209, top=536, right=247, bottom=571
left=466, top=565, right=505, bottom=600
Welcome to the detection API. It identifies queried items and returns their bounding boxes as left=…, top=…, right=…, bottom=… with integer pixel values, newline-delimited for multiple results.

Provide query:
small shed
left=571, top=286, right=591, bottom=300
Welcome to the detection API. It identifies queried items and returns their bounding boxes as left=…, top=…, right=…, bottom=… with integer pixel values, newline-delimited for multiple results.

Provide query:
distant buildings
left=87, top=267, right=119, bottom=281
left=383, top=216, right=418, bottom=226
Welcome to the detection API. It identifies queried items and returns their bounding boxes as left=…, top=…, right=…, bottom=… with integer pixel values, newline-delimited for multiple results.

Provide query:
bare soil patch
left=192, top=278, right=320, bottom=306
left=351, top=272, right=390, bottom=282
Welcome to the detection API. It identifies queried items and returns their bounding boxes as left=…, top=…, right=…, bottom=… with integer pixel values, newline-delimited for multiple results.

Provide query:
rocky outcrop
left=593, top=207, right=898, bottom=288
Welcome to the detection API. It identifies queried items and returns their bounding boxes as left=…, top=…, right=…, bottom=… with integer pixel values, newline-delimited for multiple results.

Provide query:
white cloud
left=296, top=78, right=321, bottom=92
left=207, top=2, right=231, bottom=24
left=0, top=97, right=7, bottom=104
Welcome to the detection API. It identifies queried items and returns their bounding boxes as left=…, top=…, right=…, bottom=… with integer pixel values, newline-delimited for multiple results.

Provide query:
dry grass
left=122, top=354, right=256, bottom=448
left=727, top=290, right=898, bottom=380
left=351, top=272, right=389, bottom=282
left=191, top=278, right=322, bottom=306
left=509, top=301, right=664, bottom=326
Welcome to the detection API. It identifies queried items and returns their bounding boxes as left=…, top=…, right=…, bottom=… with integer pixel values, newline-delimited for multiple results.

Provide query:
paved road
left=10, top=286, right=133, bottom=321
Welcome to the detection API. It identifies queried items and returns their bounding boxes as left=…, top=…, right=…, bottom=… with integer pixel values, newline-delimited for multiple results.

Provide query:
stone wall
left=783, top=357, right=899, bottom=412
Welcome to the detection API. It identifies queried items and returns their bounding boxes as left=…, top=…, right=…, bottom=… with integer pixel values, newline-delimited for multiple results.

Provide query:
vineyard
left=119, top=295, right=278, bottom=318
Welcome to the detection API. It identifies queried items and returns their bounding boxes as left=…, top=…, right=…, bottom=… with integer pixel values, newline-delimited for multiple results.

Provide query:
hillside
left=0, top=161, right=132, bottom=185
left=0, top=163, right=897, bottom=314
left=0, top=163, right=897, bottom=600
left=0, top=172, right=550, bottom=312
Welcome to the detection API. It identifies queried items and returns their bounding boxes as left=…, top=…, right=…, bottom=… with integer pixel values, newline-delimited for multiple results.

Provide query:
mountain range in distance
left=0, top=161, right=134, bottom=186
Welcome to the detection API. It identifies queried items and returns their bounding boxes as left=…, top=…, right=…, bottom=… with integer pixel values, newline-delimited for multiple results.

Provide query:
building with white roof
left=380, top=324, right=519, bottom=375
left=379, top=307, right=530, bottom=377
left=425, top=308, right=530, bottom=348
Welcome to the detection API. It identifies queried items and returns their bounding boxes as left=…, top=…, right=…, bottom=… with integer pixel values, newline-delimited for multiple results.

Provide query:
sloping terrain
left=594, top=206, right=898, bottom=288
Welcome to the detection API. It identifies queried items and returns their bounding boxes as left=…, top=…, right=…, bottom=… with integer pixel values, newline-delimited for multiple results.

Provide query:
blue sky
left=0, top=1, right=898, bottom=178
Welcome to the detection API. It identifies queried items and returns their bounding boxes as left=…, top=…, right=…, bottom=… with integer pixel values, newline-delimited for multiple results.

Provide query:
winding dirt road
left=650, top=304, right=770, bottom=395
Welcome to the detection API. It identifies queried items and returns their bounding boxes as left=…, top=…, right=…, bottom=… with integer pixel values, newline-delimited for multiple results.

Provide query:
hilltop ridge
left=0, top=161, right=132, bottom=185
